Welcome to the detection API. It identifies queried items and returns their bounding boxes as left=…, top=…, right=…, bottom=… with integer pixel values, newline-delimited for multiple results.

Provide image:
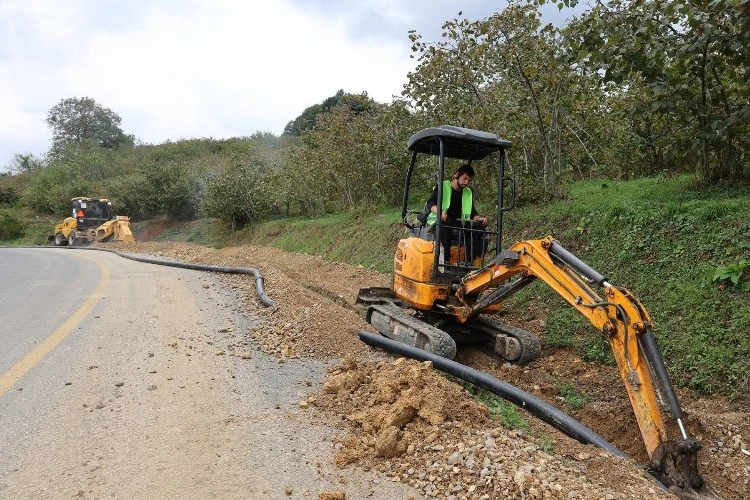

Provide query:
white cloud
left=0, top=0, right=579, bottom=170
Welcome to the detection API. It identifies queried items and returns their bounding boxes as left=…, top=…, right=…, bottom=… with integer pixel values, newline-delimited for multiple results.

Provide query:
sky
left=0, top=0, right=579, bottom=172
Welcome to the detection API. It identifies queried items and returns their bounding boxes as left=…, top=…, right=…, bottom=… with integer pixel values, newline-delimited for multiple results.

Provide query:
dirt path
left=108, top=242, right=749, bottom=499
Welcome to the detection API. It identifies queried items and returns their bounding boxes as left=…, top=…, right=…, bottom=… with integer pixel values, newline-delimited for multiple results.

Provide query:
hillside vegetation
left=232, top=176, right=748, bottom=400
left=3, top=176, right=748, bottom=400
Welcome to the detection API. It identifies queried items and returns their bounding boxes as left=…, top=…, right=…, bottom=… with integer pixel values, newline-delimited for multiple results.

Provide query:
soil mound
left=316, top=357, right=669, bottom=499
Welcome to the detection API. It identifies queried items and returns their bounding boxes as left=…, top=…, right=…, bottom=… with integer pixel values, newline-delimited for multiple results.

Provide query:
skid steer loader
left=357, top=126, right=712, bottom=496
left=50, top=197, right=135, bottom=246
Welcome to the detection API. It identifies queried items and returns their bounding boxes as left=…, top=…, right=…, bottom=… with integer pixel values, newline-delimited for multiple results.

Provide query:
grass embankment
left=239, top=176, right=750, bottom=399
left=3, top=176, right=748, bottom=399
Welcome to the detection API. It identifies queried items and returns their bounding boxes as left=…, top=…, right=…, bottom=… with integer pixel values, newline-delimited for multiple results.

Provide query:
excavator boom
left=454, top=236, right=704, bottom=493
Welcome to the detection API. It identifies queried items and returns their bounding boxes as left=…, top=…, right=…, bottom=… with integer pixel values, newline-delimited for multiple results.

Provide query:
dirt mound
left=106, top=241, right=750, bottom=499
left=316, top=357, right=668, bottom=499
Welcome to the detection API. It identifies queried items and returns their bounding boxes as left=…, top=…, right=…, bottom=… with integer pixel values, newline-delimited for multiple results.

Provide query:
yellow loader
left=50, top=197, right=135, bottom=246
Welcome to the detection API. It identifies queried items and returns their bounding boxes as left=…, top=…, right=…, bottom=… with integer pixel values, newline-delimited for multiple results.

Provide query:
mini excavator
left=50, top=197, right=135, bottom=246
left=357, top=126, right=710, bottom=496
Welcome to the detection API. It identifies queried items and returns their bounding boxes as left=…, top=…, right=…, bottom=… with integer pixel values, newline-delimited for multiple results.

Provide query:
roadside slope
left=107, top=241, right=749, bottom=499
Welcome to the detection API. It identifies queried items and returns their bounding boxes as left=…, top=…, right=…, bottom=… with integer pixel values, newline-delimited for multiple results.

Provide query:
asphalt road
left=0, top=248, right=418, bottom=499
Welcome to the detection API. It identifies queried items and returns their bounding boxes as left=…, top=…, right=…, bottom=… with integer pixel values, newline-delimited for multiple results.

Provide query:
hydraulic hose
left=11, top=245, right=274, bottom=307
left=359, top=330, right=627, bottom=458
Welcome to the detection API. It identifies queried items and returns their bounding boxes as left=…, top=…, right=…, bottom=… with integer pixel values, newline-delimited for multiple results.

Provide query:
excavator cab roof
left=407, top=125, right=512, bottom=161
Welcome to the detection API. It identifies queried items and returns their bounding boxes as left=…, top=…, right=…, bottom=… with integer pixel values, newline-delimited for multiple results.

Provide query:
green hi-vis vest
left=426, top=180, right=473, bottom=224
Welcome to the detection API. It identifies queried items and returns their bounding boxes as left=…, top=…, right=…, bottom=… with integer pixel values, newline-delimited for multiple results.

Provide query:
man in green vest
left=425, top=164, right=488, bottom=262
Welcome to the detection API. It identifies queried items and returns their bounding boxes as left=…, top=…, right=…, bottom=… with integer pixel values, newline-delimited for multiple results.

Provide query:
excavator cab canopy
left=407, top=125, right=512, bottom=160
left=402, top=126, right=515, bottom=278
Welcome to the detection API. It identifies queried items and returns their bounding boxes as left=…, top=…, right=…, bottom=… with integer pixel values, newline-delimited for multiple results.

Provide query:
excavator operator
left=425, top=164, right=488, bottom=262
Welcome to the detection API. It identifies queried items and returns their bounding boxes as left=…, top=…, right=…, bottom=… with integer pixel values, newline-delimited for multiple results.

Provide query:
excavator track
left=437, top=315, right=541, bottom=364
left=470, top=315, right=541, bottom=364
left=366, top=302, right=457, bottom=359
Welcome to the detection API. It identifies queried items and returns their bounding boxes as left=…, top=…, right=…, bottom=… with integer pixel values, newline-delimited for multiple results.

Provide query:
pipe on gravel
left=114, top=251, right=275, bottom=308
left=19, top=246, right=275, bottom=307
left=358, top=330, right=627, bottom=458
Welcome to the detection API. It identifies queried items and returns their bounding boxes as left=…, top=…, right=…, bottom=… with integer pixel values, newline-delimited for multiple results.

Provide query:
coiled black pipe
left=359, top=330, right=626, bottom=458
left=12, top=245, right=274, bottom=307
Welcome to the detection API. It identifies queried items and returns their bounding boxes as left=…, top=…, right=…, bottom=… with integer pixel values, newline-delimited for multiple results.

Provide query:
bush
left=0, top=214, right=23, bottom=240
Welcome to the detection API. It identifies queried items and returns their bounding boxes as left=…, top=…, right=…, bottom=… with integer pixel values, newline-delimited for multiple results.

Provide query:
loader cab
left=401, top=126, right=515, bottom=281
left=71, top=197, right=111, bottom=230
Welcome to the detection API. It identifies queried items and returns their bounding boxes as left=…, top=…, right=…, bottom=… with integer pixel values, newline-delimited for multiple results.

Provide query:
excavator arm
left=453, top=236, right=704, bottom=493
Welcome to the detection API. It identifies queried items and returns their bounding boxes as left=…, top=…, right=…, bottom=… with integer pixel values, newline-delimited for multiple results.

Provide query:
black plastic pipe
left=359, top=330, right=627, bottom=458
left=14, top=246, right=274, bottom=307
left=114, top=251, right=275, bottom=308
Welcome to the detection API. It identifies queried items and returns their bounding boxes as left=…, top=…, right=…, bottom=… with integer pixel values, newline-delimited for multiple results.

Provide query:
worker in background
left=425, top=164, right=488, bottom=264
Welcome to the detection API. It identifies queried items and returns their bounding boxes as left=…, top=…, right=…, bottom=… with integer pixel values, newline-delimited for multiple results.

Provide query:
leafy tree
left=283, top=90, right=378, bottom=136
left=46, top=97, right=134, bottom=157
left=201, top=155, right=277, bottom=228
left=8, top=153, right=45, bottom=174
left=566, top=0, right=750, bottom=182
left=404, top=1, right=597, bottom=200
left=283, top=97, right=414, bottom=213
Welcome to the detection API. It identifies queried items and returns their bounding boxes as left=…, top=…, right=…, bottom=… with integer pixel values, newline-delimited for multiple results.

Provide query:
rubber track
left=368, top=302, right=457, bottom=359
left=472, top=315, right=541, bottom=364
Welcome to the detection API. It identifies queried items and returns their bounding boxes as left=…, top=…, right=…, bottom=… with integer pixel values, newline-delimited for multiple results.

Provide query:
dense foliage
left=2, top=0, right=747, bottom=225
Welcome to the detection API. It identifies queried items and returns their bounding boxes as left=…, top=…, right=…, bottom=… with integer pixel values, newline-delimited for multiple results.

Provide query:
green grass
left=538, top=434, right=554, bottom=455
left=148, top=219, right=231, bottom=247
left=234, top=208, right=404, bottom=272
left=557, top=383, right=587, bottom=410
left=463, top=382, right=530, bottom=431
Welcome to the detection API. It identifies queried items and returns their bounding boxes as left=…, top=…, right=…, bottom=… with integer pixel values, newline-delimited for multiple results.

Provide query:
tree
left=8, top=153, right=45, bottom=174
left=283, top=90, right=378, bottom=136
left=566, top=0, right=750, bottom=182
left=46, top=97, right=134, bottom=157
left=282, top=97, right=415, bottom=213
left=201, top=155, right=276, bottom=228
left=404, top=1, right=595, bottom=200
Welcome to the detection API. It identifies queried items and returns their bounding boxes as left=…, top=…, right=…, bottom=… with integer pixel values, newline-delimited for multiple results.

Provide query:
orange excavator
left=357, top=126, right=708, bottom=495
